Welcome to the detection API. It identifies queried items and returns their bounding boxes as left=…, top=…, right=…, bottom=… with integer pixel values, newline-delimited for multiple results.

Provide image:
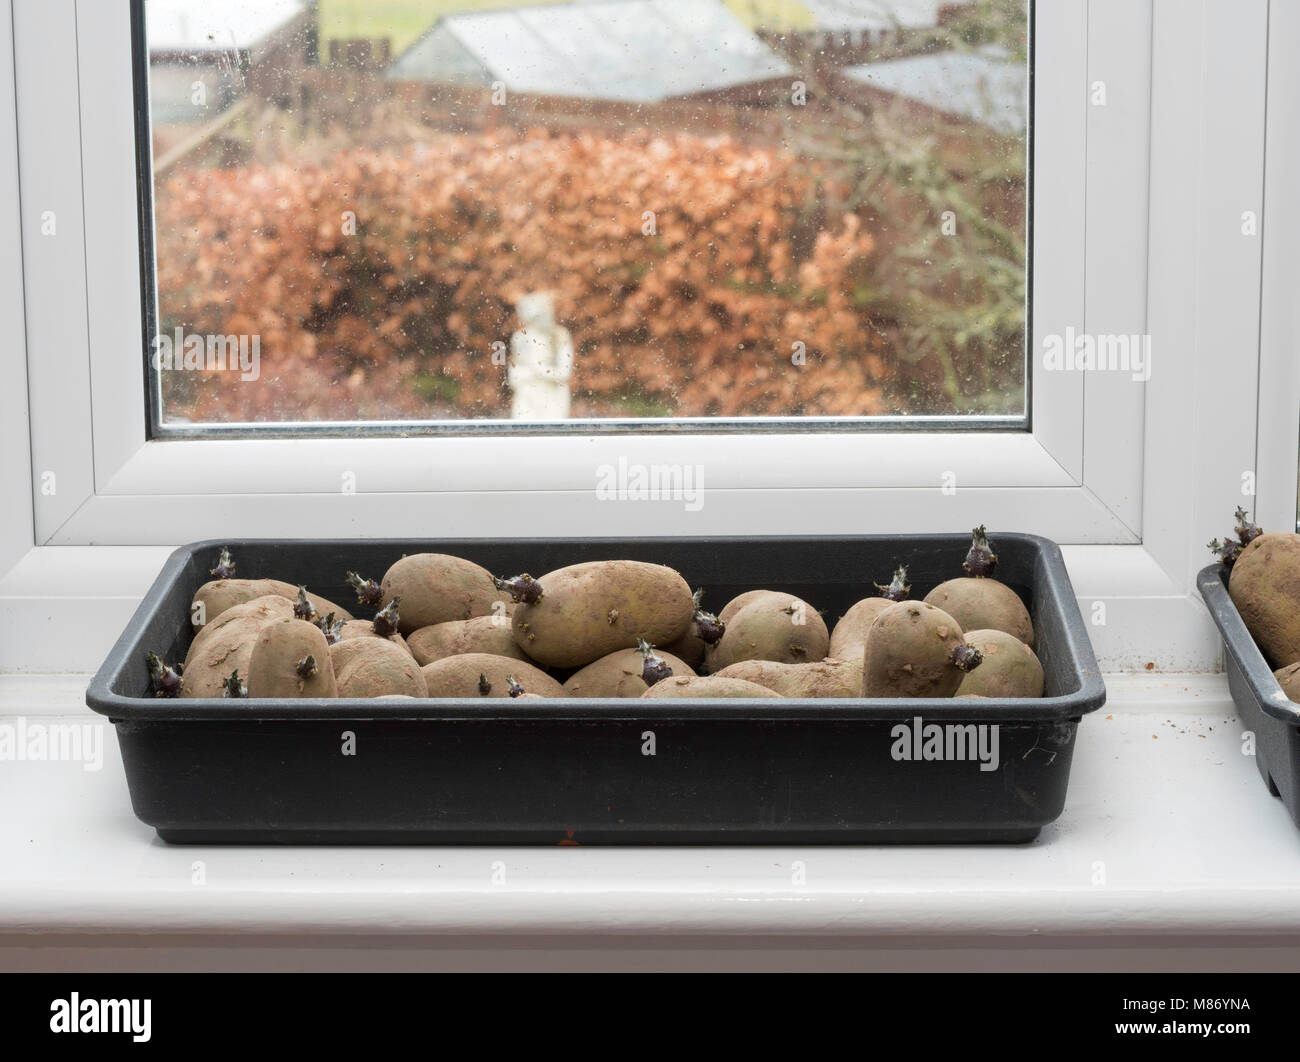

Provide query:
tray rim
left=86, top=533, right=1108, bottom=724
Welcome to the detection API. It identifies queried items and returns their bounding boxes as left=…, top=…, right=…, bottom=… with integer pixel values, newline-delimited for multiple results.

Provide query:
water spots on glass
left=145, top=0, right=1029, bottom=427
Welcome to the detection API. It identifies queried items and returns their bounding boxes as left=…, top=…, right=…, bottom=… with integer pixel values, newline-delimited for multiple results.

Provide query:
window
left=140, top=0, right=1032, bottom=433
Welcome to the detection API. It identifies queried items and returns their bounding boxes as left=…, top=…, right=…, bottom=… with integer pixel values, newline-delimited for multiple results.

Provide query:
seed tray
left=86, top=535, right=1106, bottom=844
left=1197, top=563, right=1300, bottom=827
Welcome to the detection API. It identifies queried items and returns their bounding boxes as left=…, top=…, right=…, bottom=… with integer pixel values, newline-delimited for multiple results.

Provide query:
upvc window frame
left=1, top=0, right=1296, bottom=675
left=16, top=0, right=1128, bottom=542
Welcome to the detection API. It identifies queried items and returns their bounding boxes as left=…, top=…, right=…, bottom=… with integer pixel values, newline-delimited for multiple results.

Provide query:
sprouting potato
left=955, top=629, right=1045, bottom=699
left=717, top=590, right=783, bottom=625
left=923, top=579, right=1034, bottom=648
left=181, top=595, right=294, bottom=698
left=246, top=618, right=338, bottom=698
left=640, top=676, right=783, bottom=699
left=379, top=553, right=501, bottom=634
left=563, top=645, right=696, bottom=698
left=329, top=637, right=428, bottom=698
left=863, top=602, right=983, bottom=698
left=713, top=658, right=862, bottom=698
left=706, top=593, right=829, bottom=671
left=829, top=567, right=912, bottom=661
left=420, top=653, right=564, bottom=699
left=1275, top=661, right=1300, bottom=703
left=336, top=619, right=410, bottom=654
left=191, top=578, right=351, bottom=630
left=407, top=616, right=528, bottom=667
left=505, top=561, right=693, bottom=669
left=1230, top=533, right=1300, bottom=668
left=829, top=599, right=895, bottom=661
left=922, top=527, right=1034, bottom=647
left=661, top=590, right=726, bottom=668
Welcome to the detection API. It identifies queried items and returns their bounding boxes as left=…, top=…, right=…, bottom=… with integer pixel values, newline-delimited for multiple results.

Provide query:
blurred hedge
left=155, top=127, right=889, bottom=422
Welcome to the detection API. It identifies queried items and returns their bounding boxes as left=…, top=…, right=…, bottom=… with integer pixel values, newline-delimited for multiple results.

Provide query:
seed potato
left=379, top=553, right=502, bottom=634
left=191, top=578, right=351, bottom=630
left=640, top=676, right=783, bottom=699
left=336, top=619, right=410, bottom=653
left=829, top=598, right=895, bottom=660
left=955, top=629, right=1045, bottom=699
left=509, top=560, right=693, bottom=669
left=923, top=578, right=1034, bottom=648
left=563, top=647, right=696, bottom=698
left=863, top=602, right=982, bottom=698
left=1274, top=661, right=1300, bottom=703
left=1230, top=533, right=1300, bottom=668
left=718, top=590, right=782, bottom=625
left=706, top=593, right=829, bottom=671
left=181, top=595, right=294, bottom=698
left=247, top=618, right=338, bottom=698
left=407, top=616, right=528, bottom=667
left=713, top=658, right=863, bottom=698
left=421, top=653, right=564, bottom=699
left=330, top=637, right=428, bottom=698
left=662, top=592, right=726, bottom=668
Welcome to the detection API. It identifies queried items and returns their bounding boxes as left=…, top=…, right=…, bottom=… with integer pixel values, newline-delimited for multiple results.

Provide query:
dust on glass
left=144, top=0, right=1030, bottom=427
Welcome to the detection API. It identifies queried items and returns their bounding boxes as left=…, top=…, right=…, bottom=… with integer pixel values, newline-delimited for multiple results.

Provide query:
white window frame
left=1, top=0, right=1297, bottom=674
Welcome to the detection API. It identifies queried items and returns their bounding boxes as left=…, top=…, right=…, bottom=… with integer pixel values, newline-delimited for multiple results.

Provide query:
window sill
left=2, top=673, right=1297, bottom=971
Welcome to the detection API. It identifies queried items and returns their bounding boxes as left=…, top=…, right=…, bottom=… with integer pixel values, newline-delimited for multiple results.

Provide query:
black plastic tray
left=87, top=535, right=1106, bottom=845
left=1197, top=563, right=1300, bottom=826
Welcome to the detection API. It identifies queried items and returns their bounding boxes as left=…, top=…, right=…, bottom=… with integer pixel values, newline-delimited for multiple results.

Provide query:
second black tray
left=1198, top=562, right=1300, bottom=827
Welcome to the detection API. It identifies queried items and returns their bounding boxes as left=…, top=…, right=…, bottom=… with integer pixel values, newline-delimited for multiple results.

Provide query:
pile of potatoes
left=145, top=529, right=1046, bottom=702
left=1211, top=509, right=1300, bottom=703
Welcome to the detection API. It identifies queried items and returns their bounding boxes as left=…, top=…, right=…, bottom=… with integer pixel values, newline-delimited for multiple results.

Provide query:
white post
left=508, top=291, right=573, bottom=421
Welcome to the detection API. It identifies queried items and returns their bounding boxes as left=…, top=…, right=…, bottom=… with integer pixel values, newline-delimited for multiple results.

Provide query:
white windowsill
left=2, top=673, right=1298, bottom=972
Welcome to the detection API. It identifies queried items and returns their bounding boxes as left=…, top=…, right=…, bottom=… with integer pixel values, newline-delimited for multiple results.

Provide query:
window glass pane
left=142, top=0, right=1030, bottom=429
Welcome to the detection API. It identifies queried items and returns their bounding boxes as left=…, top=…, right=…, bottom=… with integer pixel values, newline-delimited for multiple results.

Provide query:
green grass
left=319, top=0, right=571, bottom=58
left=724, top=0, right=814, bottom=31
left=603, top=388, right=676, bottom=418
left=410, top=372, right=462, bottom=402
left=318, top=0, right=814, bottom=60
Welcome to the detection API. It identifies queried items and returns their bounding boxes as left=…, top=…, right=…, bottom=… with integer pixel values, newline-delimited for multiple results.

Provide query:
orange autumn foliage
left=154, top=127, right=889, bottom=422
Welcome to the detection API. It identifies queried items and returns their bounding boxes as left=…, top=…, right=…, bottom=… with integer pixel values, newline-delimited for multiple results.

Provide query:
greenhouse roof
left=841, top=46, right=1028, bottom=135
